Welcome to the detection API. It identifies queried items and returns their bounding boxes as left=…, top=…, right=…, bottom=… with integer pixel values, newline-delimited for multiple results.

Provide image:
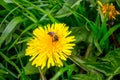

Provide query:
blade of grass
left=107, top=66, right=120, bottom=80
left=23, top=0, right=56, bottom=22
left=14, top=47, right=27, bottom=80
left=8, top=23, right=37, bottom=50
left=97, top=19, right=107, bottom=40
left=100, top=24, right=120, bottom=47
left=69, top=54, right=90, bottom=72
left=0, top=7, right=18, bottom=28
left=11, top=0, right=38, bottom=23
left=0, top=16, right=23, bottom=47
left=0, top=0, right=14, bottom=11
left=0, top=51, right=21, bottom=75
left=72, top=10, right=99, bottom=35
left=50, top=64, right=75, bottom=80
left=0, top=63, right=18, bottom=79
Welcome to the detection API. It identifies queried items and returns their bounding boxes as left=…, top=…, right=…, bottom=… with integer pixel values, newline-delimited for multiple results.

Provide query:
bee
left=48, top=32, right=59, bottom=42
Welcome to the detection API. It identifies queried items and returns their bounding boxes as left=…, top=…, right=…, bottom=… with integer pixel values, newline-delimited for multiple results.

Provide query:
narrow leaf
left=0, top=16, right=23, bottom=47
left=24, top=62, right=39, bottom=75
left=0, top=51, right=21, bottom=74
left=100, top=24, right=120, bottom=47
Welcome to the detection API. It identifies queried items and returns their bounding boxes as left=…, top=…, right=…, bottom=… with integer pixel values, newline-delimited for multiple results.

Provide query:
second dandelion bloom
left=98, top=1, right=120, bottom=20
left=26, top=23, right=75, bottom=69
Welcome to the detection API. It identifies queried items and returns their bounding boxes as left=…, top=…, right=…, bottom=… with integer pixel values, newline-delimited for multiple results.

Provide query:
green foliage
left=0, top=16, right=23, bottom=47
left=0, top=0, right=120, bottom=80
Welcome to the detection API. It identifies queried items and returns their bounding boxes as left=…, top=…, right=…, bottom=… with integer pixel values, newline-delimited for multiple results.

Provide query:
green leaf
left=100, top=0, right=115, bottom=3
left=0, top=69, right=7, bottom=80
left=103, top=48, right=120, bottom=69
left=0, top=0, right=14, bottom=11
left=0, top=16, right=23, bottom=47
left=94, top=38, right=102, bottom=55
left=0, top=63, right=18, bottom=79
left=71, top=27, right=91, bottom=43
left=55, top=0, right=82, bottom=18
left=4, top=0, right=13, bottom=3
left=88, top=21, right=98, bottom=35
left=17, top=0, right=55, bottom=22
left=100, top=24, right=120, bottom=47
left=86, top=48, right=120, bottom=79
left=116, top=0, right=120, bottom=7
left=24, top=62, right=39, bottom=75
left=0, top=76, right=5, bottom=80
left=97, top=19, right=107, bottom=40
left=69, top=54, right=90, bottom=72
left=8, top=23, right=37, bottom=50
left=5, top=34, right=12, bottom=45
left=50, top=64, right=75, bottom=80
left=0, top=51, right=21, bottom=74
left=87, top=0, right=97, bottom=7
left=67, top=65, right=75, bottom=80
left=0, top=69, right=8, bottom=74
left=72, top=73, right=103, bottom=80
left=86, top=62, right=112, bottom=76
left=102, top=48, right=120, bottom=80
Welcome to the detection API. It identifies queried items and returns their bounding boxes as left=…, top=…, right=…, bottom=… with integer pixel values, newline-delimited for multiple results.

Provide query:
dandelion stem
left=107, top=22, right=119, bottom=48
left=111, top=33, right=119, bottom=48
left=38, top=67, right=46, bottom=80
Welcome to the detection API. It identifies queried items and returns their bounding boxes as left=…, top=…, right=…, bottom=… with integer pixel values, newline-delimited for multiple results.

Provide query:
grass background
left=0, top=0, right=120, bottom=80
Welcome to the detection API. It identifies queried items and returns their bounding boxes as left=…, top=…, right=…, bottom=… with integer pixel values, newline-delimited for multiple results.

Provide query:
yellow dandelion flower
left=26, top=23, right=75, bottom=69
left=98, top=1, right=120, bottom=20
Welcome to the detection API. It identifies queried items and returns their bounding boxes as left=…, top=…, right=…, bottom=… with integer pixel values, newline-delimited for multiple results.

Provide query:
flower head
left=26, top=23, right=75, bottom=69
left=98, top=1, right=120, bottom=20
